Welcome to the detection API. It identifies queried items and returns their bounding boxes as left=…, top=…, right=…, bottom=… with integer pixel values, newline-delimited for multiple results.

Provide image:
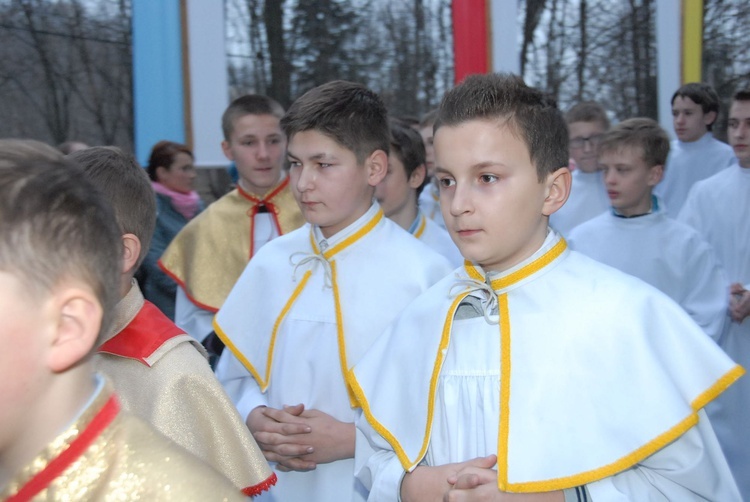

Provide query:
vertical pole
left=452, top=0, right=489, bottom=83
left=132, top=0, right=184, bottom=165
left=682, top=0, right=703, bottom=84
left=656, top=0, right=681, bottom=139
left=489, top=0, right=519, bottom=74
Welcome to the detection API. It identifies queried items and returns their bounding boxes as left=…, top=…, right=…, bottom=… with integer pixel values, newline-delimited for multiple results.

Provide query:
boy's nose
left=256, top=143, right=270, bottom=159
left=295, top=166, right=314, bottom=192
left=449, top=184, right=471, bottom=215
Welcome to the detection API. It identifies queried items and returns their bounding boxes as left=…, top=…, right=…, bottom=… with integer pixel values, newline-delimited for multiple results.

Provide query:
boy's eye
left=480, top=174, right=498, bottom=184
left=438, top=177, right=455, bottom=188
left=243, top=141, right=256, bottom=146
left=288, top=160, right=301, bottom=168
left=319, top=163, right=332, bottom=169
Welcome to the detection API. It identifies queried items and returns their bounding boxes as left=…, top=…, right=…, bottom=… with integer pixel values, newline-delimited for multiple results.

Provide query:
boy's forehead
left=672, top=96, right=700, bottom=109
left=568, top=120, right=606, bottom=136
left=434, top=120, right=533, bottom=168
left=730, top=100, right=750, bottom=118
left=288, top=129, right=349, bottom=158
left=600, top=144, right=646, bottom=164
left=231, top=113, right=282, bottom=135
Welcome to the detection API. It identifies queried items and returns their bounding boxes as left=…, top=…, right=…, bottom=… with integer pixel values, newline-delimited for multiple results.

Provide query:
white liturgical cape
left=549, top=169, right=609, bottom=236
left=214, top=203, right=452, bottom=502
left=656, top=133, right=735, bottom=216
left=352, top=231, right=742, bottom=501
left=679, top=164, right=750, bottom=498
left=411, top=211, right=463, bottom=267
left=568, top=202, right=727, bottom=340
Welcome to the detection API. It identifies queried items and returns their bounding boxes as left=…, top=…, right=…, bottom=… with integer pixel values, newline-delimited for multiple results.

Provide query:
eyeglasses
left=569, top=134, right=603, bottom=149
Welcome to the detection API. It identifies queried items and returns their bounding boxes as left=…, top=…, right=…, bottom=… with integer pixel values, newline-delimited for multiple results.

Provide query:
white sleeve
left=174, top=287, right=215, bottom=343
left=215, top=348, right=268, bottom=421
left=587, top=409, right=741, bottom=501
left=355, top=410, right=407, bottom=502
left=680, top=240, right=729, bottom=342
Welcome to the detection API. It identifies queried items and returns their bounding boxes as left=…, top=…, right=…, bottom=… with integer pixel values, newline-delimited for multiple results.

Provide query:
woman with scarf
left=140, top=140, right=203, bottom=320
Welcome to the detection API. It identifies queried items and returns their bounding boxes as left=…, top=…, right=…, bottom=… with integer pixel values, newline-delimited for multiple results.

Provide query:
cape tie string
left=246, top=199, right=279, bottom=258
left=449, top=275, right=499, bottom=324
left=290, top=251, right=333, bottom=289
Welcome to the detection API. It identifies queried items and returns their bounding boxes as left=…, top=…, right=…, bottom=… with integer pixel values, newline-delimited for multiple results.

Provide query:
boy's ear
left=366, top=150, right=389, bottom=186
left=542, top=167, right=572, bottom=216
left=703, top=110, right=717, bottom=127
left=47, top=285, right=102, bottom=372
left=408, top=164, right=427, bottom=189
left=121, top=233, right=142, bottom=275
left=648, top=164, right=664, bottom=186
left=221, top=140, right=234, bottom=161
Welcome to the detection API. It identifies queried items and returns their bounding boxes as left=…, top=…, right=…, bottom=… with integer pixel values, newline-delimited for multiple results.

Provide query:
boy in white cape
left=351, top=74, right=742, bottom=502
left=214, top=81, right=452, bottom=501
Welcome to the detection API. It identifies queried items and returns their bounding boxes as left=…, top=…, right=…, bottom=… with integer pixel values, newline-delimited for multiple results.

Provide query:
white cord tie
left=449, top=275, right=499, bottom=324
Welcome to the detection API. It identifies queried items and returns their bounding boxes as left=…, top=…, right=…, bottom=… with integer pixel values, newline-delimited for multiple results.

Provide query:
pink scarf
left=151, top=182, right=201, bottom=220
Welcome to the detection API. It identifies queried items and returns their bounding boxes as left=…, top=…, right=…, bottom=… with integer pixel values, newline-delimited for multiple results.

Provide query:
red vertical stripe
left=452, top=0, right=490, bottom=83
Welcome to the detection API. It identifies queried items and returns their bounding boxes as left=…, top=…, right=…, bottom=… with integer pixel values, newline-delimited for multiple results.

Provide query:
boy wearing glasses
left=569, top=118, right=727, bottom=342
left=549, top=101, right=610, bottom=235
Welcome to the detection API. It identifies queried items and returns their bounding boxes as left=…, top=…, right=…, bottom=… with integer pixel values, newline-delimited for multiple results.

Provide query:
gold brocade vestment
left=159, top=176, right=304, bottom=312
left=1, top=383, right=246, bottom=501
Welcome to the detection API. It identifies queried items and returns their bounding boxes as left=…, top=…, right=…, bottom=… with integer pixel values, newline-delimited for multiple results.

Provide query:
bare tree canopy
left=0, top=0, right=132, bottom=149
left=521, top=0, right=750, bottom=137
left=2, top=0, right=749, bottom=149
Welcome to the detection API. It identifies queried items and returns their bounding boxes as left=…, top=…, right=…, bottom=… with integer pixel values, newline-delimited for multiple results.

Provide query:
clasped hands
left=246, top=403, right=354, bottom=472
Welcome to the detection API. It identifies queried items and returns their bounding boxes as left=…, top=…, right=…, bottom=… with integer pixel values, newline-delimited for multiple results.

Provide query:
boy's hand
left=246, top=404, right=316, bottom=471
left=445, top=457, right=564, bottom=502
left=447, top=455, right=498, bottom=489
left=290, top=408, right=355, bottom=464
left=401, top=455, right=497, bottom=502
left=729, top=283, right=750, bottom=323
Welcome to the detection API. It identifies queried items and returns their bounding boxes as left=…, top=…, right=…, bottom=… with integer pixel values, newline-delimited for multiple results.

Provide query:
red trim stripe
left=7, top=395, right=120, bottom=502
left=241, top=472, right=278, bottom=497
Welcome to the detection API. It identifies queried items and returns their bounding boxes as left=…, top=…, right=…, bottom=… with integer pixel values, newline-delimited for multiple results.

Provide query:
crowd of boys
left=1, top=74, right=747, bottom=501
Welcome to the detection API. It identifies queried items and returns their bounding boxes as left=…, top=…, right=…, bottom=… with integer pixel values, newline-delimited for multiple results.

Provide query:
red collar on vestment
left=97, top=301, right=185, bottom=366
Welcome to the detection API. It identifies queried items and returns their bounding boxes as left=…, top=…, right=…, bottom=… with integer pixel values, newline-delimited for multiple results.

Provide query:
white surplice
left=352, top=231, right=742, bottom=501
left=568, top=202, right=727, bottom=340
left=656, top=133, right=735, bottom=216
left=679, top=164, right=750, bottom=498
left=549, top=169, right=609, bottom=236
left=214, top=203, right=452, bottom=502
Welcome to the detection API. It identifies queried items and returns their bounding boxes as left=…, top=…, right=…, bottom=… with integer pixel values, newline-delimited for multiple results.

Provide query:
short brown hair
left=390, top=119, right=428, bottom=196
left=0, top=139, right=121, bottom=340
left=222, top=94, right=285, bottom=141
left=732, top=89, right=750, bottom=104
left=69, top=147, right=157, bottom=268
left=281, top=80, right=390, bottom=164
left=671, top=83, right=721, bottom=130
left=598, top=118, right=670, bottom=167
left=565, top=101, right=610, bottom=130
left=435, top=73, right=568, bottom=181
